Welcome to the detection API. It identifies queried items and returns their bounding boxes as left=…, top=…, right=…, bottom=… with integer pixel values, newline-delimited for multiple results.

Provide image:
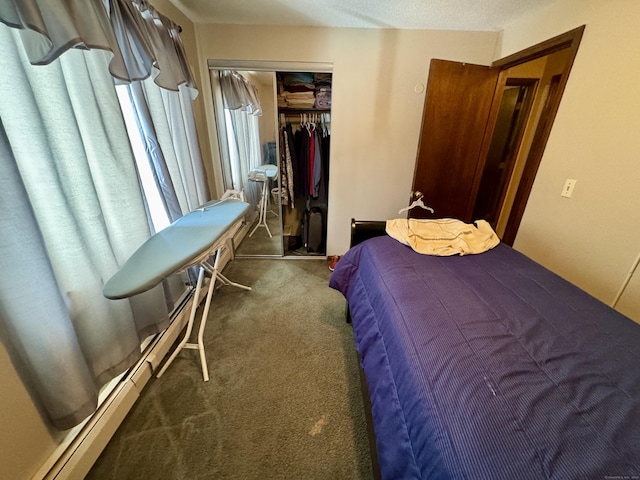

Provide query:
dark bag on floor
left=303, top=207, right=323, bottom=252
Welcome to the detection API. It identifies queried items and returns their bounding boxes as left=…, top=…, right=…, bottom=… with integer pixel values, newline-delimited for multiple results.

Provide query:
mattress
left=329, top=236, right=640, bottom=479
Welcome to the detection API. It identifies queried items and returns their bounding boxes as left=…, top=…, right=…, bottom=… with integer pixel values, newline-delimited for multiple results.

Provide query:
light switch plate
left=561, top=179, right=577, bottom=198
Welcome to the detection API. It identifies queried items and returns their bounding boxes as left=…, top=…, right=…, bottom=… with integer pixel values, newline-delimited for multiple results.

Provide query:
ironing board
left=103, top=198, right=251, bottom=381
left=248, top=164, right=278, bottom=238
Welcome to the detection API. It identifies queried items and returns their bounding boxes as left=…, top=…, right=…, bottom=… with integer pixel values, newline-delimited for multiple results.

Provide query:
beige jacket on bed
left=385, top=218, right=500, bottom=256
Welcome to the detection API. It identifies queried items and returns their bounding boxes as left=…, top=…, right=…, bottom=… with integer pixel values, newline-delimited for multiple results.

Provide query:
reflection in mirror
left=210, top=69, right=283, bottom=256
left=210, top=66, right=333, bottom=257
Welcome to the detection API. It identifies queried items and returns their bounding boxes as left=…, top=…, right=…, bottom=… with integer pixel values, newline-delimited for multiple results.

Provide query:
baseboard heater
left=36, top=246, right=237, bottom=480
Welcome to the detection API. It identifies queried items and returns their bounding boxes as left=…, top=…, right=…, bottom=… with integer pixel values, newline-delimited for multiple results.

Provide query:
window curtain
left=0, top=0, right=197, bottom=94
left=215, top=70, right=263, bottom=209
left=151, top=81, right=208, bottom=212
left=118, top=80, right=184, bottom=224
left=0, top=26, right=170, bottom=430
left=119, top=78, right=208, bottom=219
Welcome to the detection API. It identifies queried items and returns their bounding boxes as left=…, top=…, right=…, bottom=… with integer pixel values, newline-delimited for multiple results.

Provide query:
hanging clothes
left=308, top=126, right=315, bottom=197
left=278, top=129, right=289, bottom=206
left=295, top=126, right=310, bottom=197
left=275, top=69, right=332, bottom=255
left=312, top=128, right=322, bottom=198
left=317, top=123, right=331, bottom=205
left=280, top=125, right=295, bottom=206
left=279, top=114, right=331, bottom=204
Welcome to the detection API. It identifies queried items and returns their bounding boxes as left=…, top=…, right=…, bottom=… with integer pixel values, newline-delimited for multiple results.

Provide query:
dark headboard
left=350, top=219, right=387, bottom=248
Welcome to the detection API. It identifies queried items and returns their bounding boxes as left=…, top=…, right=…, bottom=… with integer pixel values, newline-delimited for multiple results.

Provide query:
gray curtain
left=218, top=69, right=262, bottom=114
left=0, top=25, right=169, bottom=430
left=0, top=0, right=197, bottom=94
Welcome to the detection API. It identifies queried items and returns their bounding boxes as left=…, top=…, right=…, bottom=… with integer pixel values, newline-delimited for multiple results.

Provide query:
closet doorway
left=208, top=61, right=333, bottom=258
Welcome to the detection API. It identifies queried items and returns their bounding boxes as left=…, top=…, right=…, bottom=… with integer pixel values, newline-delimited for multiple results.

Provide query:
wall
left=193, top=25, right=500, bottom=254
left=498, top=0, right=640, bottom=321
left=0, top=339, right=61, bottom=479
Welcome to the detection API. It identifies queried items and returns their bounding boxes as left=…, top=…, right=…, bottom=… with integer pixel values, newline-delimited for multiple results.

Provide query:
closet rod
left=280, top=113, right=331, bottom=119
left=279, top=115, right=330, bottom=124
left=280, top=112, right=331, bottom=118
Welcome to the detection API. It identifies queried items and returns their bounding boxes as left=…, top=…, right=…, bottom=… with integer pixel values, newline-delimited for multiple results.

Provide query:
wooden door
left=411, top=59, right=502, bottom=221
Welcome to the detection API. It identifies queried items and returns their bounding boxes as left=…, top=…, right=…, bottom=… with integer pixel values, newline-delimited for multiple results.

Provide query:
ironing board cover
left=103, top=199, right=249, bottom=299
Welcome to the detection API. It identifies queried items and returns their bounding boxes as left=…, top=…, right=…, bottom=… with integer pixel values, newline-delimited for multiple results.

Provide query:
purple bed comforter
left=329, top=236, right=640, bottom=479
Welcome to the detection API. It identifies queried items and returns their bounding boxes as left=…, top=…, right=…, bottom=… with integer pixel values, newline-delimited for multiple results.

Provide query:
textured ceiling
left=169, top=0, right=556, bottom=31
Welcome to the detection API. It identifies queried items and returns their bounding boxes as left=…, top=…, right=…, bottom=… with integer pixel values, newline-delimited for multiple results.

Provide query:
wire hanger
left=398, top=191, right=434, bottom=214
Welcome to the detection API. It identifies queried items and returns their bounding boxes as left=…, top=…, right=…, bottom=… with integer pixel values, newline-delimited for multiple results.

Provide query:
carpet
left=86, top=258, right=372, bottom=479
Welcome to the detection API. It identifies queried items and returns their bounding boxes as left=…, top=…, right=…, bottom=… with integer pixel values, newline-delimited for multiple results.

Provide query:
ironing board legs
left=249, top=180, right=272, bottom=238
left=156, top=266, right=207, bottom=380
left=216, top=272, right=252, bottom=291
left=156, top=249, right=251, bottom=381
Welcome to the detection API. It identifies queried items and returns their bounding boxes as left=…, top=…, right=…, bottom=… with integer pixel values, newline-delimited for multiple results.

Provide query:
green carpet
left=87, top=259, right=372, bottom=479
left=235, top=214, right=282, bottom=256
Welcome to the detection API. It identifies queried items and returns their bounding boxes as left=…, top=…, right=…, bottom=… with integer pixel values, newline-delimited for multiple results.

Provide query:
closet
left=276, top=72, right=332, bottom=256
left=208, top=61, right=333, bottom=258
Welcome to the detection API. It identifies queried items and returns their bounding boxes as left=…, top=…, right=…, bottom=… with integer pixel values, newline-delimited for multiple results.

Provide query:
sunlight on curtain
left=116, top=85, right=172, bottom=232
left=0, top=25, right=170, bottom=430
left=225, top=110, right=243, bottom=189
left=141, top=78, right=208, bottom=212
left=225, top=109, right=262, bottom=207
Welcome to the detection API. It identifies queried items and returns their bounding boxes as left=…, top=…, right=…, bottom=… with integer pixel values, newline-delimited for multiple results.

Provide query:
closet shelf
left=278, top=107, right=331, bottom=113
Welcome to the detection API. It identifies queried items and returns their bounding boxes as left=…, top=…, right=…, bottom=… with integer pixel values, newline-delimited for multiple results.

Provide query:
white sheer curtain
left=225, top=109, right=263, bottom=207
left=116, top=80, right=184, bottom=225
left=139, top=78, right=208, bottom=213
left=0, top=25, right=169, bottom=430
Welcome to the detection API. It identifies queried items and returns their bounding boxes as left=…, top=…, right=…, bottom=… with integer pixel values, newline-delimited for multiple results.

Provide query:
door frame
left=493, top=26, right=585, bottom=245
left=473, top=77, right=538, bottom=227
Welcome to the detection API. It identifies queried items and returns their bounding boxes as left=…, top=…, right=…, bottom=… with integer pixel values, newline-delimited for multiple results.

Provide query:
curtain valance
left=219, top=70, right=262, bottom=115
left=0, top=0, right=197, bottom=97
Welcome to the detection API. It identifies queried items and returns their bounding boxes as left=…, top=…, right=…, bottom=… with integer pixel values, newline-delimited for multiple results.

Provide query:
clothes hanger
left=398, top=192, right=434, bottom=214
left=323, top=113, right=331, bottom=136
left=303, top=113, right=312, bottom=135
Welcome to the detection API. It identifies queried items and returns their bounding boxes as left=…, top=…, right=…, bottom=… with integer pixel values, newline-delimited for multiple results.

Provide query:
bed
left=329, top=220, right=640, bottom=479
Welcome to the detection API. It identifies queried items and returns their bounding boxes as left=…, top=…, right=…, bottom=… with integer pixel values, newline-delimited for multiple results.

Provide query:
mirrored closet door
left=209, top=62, right=332, bottom=258
left=210, top=69, right=282, bottom=256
